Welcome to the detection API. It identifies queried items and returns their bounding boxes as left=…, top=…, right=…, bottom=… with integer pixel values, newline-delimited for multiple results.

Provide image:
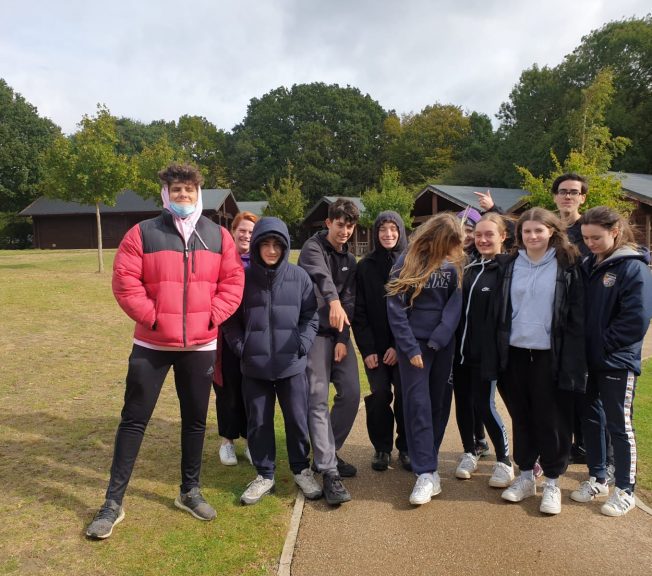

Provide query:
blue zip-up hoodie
left=582, top=247, right=652, bottom=375
left=223, top=217, right=319, bottom=380
left=386, top=255, right=462, bottom=360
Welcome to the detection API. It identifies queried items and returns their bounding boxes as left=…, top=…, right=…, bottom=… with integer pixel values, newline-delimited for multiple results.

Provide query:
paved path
left=291, top=391, right=652, bottom=576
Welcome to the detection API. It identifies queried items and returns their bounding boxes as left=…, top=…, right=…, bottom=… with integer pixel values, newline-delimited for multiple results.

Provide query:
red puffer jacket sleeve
left=211, top=229, right=244, bottom=329
left=112, top=225, right=156, bottom=329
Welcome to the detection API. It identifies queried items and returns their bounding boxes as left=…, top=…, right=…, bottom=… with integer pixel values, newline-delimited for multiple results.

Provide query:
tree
left=40, top=105, right=134, bottom=272
left=227, top=83, right=387, bottom=203
left=443, top=112, right=501, bottom=186
left=518, top=71, right=631, bottom=215
left=173, top=115, right=229, bottom=188
left=559, top=16, right=652, bottom=173
left=0, top=79, right=60, bottom=213
left=130, top=135, right=182, bottom=199
left=360, top=166, right=414, bottom=231
left=385, top=104, right=471, bottom=187
left=263, top=161, right=306, bottom=243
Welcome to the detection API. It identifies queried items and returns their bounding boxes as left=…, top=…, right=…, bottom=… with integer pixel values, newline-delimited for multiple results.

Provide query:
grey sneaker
left=86, top=499, right=125, bottom=539
left=241, top=475, right=275, bottom=505
left=294, top=468, right=323, bottom=500
left=323, top=473, right=351, bottom=505
left=174, top=487, right=217, bottom=520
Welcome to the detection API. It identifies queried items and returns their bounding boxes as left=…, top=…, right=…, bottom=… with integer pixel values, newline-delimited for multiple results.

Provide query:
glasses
left=554, top=189, right=583, bottom=197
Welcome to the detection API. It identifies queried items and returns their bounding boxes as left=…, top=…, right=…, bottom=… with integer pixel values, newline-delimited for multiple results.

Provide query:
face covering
left=169, top=202, right=196, bottom=218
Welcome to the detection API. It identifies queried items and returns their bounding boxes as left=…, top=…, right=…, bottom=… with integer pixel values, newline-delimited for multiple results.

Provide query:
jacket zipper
left=183, top=246, right=188, bottom=346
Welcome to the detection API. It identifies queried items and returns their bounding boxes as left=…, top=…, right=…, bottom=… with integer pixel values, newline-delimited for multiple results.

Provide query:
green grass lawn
left=0, top=249, right=303, bottom=576
left=1, top=248, right=651, bottom=575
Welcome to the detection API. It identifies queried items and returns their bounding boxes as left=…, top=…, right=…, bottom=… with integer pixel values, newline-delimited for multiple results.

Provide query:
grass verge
left=0, top=250, right=296, bottom=576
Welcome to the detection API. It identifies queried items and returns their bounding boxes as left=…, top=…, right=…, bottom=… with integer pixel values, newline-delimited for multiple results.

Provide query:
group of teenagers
left=86, top=163, right=652, bottom=540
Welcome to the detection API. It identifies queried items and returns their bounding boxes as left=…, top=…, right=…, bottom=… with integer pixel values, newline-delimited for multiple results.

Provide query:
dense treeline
left=1, top=16, right=650, bottom=248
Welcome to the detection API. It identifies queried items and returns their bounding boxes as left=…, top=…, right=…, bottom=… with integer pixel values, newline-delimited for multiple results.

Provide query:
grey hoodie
left=509, top=247, right=558, bottom=350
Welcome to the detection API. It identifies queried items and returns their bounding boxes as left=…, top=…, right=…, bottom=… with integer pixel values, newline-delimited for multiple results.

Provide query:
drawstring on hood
left=161, top=184, right=208, bottom=250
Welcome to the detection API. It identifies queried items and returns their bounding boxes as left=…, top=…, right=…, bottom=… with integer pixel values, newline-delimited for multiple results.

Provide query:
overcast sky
left=1, top=0, right=649, bottom=134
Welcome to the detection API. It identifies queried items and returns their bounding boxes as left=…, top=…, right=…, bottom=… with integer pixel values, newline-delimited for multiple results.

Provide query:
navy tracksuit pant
left=582, top=369, right=637, bottom=491
left=243, top=372, right=311, bottom=480
left=397, top=340, right=454, bottom=475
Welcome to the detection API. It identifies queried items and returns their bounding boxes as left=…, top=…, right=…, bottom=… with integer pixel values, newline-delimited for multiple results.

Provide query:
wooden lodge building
left=19, top=174, right=652, bottom=252
left=19, top=189, right=238, bottom=249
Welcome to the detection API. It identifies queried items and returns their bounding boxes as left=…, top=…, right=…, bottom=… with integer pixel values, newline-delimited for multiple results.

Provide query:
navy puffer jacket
left=582, top=247, right=652, bottom=375
left=223, top=217, right=319, bottom=380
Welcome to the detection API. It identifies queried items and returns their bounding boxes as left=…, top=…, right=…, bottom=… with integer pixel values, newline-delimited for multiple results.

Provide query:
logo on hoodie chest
left=602, top=272, right=617, bottom=288
left=424, top=271, right=451, bottom=289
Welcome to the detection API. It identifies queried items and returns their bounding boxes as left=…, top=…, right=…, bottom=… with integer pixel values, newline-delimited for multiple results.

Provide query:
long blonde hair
left=386, top=212, right=464, bottom=305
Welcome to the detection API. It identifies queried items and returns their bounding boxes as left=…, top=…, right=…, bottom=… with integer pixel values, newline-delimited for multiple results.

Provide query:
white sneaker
left=240, top=475, right=275, bottom=505
left=244, top=445, right=253, bottom=465
left=540, top=481, right=561, bottom=514
left=570, top=477, right=609, bottom=503
left=409, top=473, right=441, bottom=505
left=455, top=452, right=478, bottom=479
left=601, top=487, right=635, bottom=517
left=489, top=462, right=515, bottom=488
left=501, top=475, right=536, bottom=502
left=219, top=442, right=238, bottom=466
left=294, top=468, right=323, bottom=500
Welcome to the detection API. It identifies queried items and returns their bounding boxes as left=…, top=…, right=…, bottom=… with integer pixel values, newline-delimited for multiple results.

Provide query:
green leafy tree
left=443, top=112, right=501, bottom=186
left=0, top=79, right=60, bottom=213
left=130, top=135, right=183, bottom=199
left=173, top=115, right=229, bottom=188
left=263, top=161, right=306, bottom=243
left=227, top=83, right=387, bottom=203
left=360, top=166, right=414, bottom=230
left=518, top=70, right=630, bottom=215
left=40, top=105, right=134, bottom=272
left=385, top=104, right=471, bottom=187
left=560, top=16, right=652, bottom=173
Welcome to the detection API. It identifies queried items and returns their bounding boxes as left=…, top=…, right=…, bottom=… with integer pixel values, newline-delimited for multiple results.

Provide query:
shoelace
left=96, top=504, right=119, bottom=520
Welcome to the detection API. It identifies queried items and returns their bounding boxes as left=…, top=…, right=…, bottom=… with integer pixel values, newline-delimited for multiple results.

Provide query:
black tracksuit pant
left=105, top=345, right=215, bottom=505
left=364, top=362, right=407, bottom=454
left=454, top=363, right=510, bottom=462
left=214, top=340, right=248, bottom=440
left=504, top=347, right=573, bottom=479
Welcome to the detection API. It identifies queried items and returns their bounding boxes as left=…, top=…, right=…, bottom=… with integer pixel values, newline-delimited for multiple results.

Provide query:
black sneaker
left=86, top=499, right=125, bottom=539
left=475, top=439, right=490, bottom=458
left=174, top=487, right=216, bottom=521
left=336, top=454, right=357, bottom=477
left=371, top=451, right=390, bottom=471
left=398, top=451, right=412, bottom=471
left=323, top=473, right=352, bottom=505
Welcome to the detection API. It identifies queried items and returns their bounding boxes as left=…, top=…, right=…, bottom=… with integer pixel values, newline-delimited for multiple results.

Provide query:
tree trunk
left=96, top=201, right=104, bottom=273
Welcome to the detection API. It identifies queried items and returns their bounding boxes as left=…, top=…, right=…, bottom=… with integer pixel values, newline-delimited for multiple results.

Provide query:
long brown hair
left=579, top=206, right=637, bottom=260
left=386, top=212, right=464, bottom=305
left=514, top=207, right=578, bottom=267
